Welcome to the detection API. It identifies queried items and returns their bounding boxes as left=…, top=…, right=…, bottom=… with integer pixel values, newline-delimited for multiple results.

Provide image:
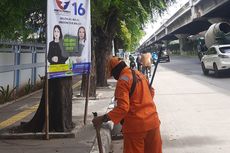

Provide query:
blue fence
left=0, top=41, right=46, bottom=91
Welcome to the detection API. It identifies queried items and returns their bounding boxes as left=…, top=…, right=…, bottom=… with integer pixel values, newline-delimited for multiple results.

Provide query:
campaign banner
left=47, top=0, right=91, bottom=79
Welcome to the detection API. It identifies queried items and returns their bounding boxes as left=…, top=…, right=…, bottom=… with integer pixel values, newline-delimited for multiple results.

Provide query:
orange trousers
left=123, top=127, right=162, bottom=153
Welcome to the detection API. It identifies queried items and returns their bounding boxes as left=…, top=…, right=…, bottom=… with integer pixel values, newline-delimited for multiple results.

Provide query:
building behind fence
left=0, top=41, right=46, bottom=93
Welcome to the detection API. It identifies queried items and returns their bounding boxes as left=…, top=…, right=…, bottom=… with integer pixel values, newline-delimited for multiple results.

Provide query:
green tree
left=91, top=0, right=172, bottom=86
left=0, top=0, right=46, bottom=42
left=1, top=0, right=172, bottom=86
left=1, top=0, right=173, bottom=132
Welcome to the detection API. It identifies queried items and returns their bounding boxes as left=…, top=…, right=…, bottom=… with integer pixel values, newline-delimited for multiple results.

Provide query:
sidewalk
left=0, top=78, right=116, bottom=153
left=111, top=57, right=230, bottom=153
left=6, top=56, right=229, bottom=153
left=154, top=66, right=230, bottom=153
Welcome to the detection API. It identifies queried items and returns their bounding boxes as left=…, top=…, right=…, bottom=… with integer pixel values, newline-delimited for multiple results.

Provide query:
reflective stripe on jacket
left=108, top=67, right=160, bottom=133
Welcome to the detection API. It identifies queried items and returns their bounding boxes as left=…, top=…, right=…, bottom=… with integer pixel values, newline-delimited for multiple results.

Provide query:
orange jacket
left=108, top=67, right=160, bottom=133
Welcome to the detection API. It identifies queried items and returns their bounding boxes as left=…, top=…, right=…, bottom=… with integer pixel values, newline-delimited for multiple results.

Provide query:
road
left=111, top=55, right=230, bottom=153
left=157, top=56, right=230, bottom=93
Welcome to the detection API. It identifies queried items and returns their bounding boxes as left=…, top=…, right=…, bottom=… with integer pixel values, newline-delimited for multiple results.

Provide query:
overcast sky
left=140, top=0, right=189, bottom=44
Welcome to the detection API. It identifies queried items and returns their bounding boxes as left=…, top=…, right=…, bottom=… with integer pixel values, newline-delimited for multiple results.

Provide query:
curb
left=0, top=89, right=42, bottom=109
left=0, top=80, right=83, bottom=140
left=90, top=97, right=115, bottom=153
left=0, top=79, right=81, bottom=109
left=90, top=122, right=114, bottom=153
left=0, top=132, right=75, bottom=139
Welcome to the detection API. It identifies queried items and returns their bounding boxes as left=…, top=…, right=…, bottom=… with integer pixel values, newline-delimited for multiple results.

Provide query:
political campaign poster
left=47, top=0, right=91, bottom=79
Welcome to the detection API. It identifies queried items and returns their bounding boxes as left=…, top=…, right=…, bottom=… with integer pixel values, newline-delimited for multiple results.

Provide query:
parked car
left=159, top=50, right=170, bottom=62
left=201, top=44, right=230, bottom=77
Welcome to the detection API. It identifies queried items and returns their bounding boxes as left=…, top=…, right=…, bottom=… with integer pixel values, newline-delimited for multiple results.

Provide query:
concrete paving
left=0, top=78, right=116, bottom=153
left=1, top=56, right=230, bottom=153
left=154, top=66, right=230, bottom=153
left=111, top=57, right=230, bottom=153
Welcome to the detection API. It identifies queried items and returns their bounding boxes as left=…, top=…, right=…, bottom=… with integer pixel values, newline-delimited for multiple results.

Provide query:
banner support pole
left=45, top=8, right=49, bottom=138
left=84, top=73, right=90, bottom=125
left=45, top=75, right=49, bottom=140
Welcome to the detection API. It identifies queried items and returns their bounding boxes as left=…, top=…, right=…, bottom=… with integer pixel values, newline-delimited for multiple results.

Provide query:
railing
left=0, top=41, right=46, bottom=91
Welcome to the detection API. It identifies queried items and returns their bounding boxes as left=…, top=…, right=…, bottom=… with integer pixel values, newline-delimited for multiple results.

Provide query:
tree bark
left=89, top=43, right=97, bottom=96
left=114, top=36, right=124, bottom=53
left=92, top=7, right=118, bottom=87
left=95, top=29, right=113, bottom=87
left=17, top=77, right=74, bottom=133
left=80, top=74, right=96, bottom=97
left=80, top=35, right=97, bottom=97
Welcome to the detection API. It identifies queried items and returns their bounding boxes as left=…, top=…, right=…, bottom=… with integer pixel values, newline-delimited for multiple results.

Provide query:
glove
left=92, top=115, right=103, bottom=129
left=92, top=114, right=110, bottom=129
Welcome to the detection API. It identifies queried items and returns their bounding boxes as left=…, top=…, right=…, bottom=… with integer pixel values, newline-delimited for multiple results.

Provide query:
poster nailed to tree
left=47, top=0, right=91, bottom=79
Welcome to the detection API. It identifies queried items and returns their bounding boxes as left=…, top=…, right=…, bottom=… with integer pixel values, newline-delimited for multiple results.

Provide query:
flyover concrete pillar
left=175, top=34, right=189, bottom=55
left=162, top=40, right=169, bottom=50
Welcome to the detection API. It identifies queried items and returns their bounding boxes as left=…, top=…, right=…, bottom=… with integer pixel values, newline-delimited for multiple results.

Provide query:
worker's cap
left=107, top=56, right=122, bottom=77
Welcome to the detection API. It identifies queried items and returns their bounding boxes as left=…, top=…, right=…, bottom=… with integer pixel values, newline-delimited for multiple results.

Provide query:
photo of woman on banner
left=48, top=25, right=68, bottom=65
left=77, top=26, right=86, bottom=53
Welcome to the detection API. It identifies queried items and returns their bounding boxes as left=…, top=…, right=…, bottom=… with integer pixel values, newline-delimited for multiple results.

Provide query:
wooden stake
left=84, top=73, right=90, bottom=125
left=45, top=76, right=49, bottom=140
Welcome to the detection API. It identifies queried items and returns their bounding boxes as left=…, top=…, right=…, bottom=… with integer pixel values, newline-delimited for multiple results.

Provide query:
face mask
left=111, top=61, right=127, bottom=80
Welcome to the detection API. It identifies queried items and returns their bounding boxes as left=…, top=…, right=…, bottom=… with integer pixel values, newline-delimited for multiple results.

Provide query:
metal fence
left=0, top=41, right=46, bottom=91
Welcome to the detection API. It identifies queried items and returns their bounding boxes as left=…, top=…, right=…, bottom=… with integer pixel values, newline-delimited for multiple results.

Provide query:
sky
left=140, top=0, right=189, bottom=44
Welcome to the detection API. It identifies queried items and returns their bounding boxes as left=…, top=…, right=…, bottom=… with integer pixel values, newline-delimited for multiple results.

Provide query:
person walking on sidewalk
left=140, top=51, right=152, bottom=79
left=92, top=56, right=162, bottom=153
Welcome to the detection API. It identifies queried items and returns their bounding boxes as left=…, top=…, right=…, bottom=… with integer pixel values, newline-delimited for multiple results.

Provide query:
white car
left=201, top=44, right=230, bottom=77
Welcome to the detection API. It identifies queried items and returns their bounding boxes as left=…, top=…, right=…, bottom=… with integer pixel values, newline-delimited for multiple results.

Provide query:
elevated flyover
left=139, top=0, right=230, bottom=51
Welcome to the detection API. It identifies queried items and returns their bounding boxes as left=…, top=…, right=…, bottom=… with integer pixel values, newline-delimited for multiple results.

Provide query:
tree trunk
left=80, top=74, right=87, bottom=97
left=93, top=8, right=118, bottom=87
left=114, top=36, right=124, bottom=53
left=80, top=73, right=96, bottom=97
left=80, top=35, right=97, bottom=97
left=95, top=31, right=113, bottom=87
left=18, top=77, right=74, bottom=133
left=89, top=41, right=97, bottom=96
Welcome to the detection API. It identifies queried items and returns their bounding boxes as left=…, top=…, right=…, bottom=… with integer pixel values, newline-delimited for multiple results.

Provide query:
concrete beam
left=208, top=18, right=230, bottom=24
